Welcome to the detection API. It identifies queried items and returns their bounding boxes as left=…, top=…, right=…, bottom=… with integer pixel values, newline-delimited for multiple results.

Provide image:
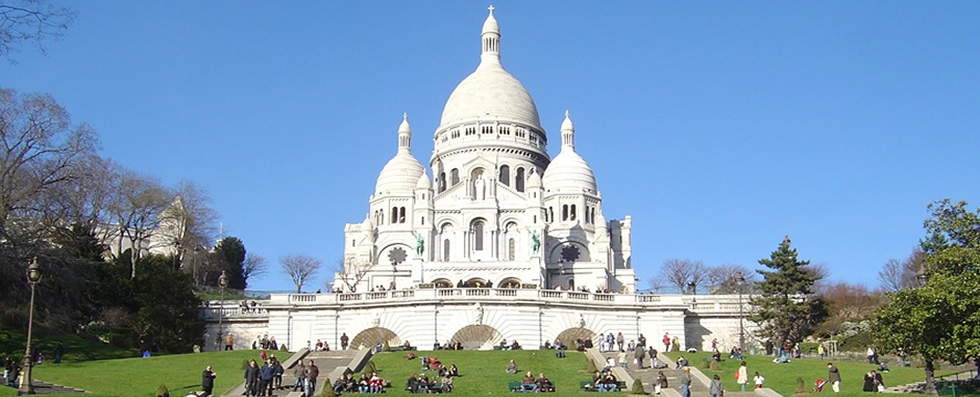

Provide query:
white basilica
left=335, top=7, right=635, bottom=295
left=205, top=7, right=751, bottom=355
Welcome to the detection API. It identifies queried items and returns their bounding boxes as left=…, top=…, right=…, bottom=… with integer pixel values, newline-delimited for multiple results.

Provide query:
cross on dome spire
left=397, top=112, right=412, bottom=152
left=481, top=5, right=501, bottom=64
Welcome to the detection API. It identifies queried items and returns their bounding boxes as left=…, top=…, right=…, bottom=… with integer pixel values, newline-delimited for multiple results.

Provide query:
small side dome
left=416, top=171, right=432, bottom=189
left=542, top=111, right=597, bottom=193
left=527, top=168, right=542, bottom=188
left=375, top=114, right=425, bottom=194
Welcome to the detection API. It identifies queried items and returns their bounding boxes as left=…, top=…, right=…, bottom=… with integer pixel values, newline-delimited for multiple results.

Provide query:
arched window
left=508, top=238, right=515, bottom=261
left=562, top=205, right=569, bottom=221
left=438, top=172, right=446, bottom=192
left=451, top=169, right=459, bottom=186
left=472, top=220, right=485, bottom=251
left=591, top=207, right=596, bottom=225
left=570, top=204, right=576, bottom=221
left=391, top=206, right=398, bottom=224
left=399, top=207, right=406, bottom=223
left=499, top=165, right=510, bottom=186
left=378, top=209, right=384, bottom=225
left=515, top=167, right=525, bottom=192
left=548, top=207, right=554, bottom=223
left=443, top=239, right=451, bottom=261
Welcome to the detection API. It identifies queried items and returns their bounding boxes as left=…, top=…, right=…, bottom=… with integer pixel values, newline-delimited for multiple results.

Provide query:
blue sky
left=4, top=1, right=979, bottom=292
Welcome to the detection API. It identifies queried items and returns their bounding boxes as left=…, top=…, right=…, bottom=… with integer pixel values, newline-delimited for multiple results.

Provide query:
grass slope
left=31, top=349, right=275, bottom=397
left=363, top=350, right=619, bottom=396
left=0, top=329, right=136, bottom=362
left=666, top=351, right=929, bottom=397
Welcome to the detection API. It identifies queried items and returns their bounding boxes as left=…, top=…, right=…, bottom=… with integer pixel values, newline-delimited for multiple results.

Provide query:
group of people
left=590, top=369, right=619, bottom=392
left=242, top=356, right=285, bottom=397
left=332, top=371, right=388, bottom=394
left=521, top=371, right=555, bottom=392
left=498, top=339, right=522, bottom=350
left=404, top=359, right=458, bottom=393
left=4, top=357, right=20, bottom=387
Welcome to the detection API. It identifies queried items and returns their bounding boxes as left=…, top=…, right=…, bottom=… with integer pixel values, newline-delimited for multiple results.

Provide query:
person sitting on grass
left=440, top=373, right=454, bottom=393
left=417, top=373, right=431, bottom=393
left=405, top=374, right=418, bottom=393
left=522, top=371, right=538, bottom=392
left=500, top=339, right=510, bottom=350
left=357, top=373, right=370, bottom=393
left=368, top=372, right=384, bottom=393
left=510, top=340, right=521, bottom=350
left=448, top=364, right=459, bottom=377
left=505, top=359, right=518, bottom=374
left=535, top=372, right=554, bottom=392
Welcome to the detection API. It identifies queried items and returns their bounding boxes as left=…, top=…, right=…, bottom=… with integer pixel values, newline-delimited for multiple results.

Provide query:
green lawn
left=362, top=350, right=626, bottom=396
left=30, top=349, right=277, bottom=397
left=665, top=351, right=934, bottom=397
left=0, top=329, right=137, bottom=363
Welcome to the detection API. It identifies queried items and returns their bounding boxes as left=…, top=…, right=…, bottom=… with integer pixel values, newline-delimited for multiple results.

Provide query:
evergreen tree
left=214, top=236, right=247, bottom=289
left=749, top=236, right=823, bottom=347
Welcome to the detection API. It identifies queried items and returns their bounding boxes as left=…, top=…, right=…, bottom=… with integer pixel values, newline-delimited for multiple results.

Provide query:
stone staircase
left=221, top=349, right=361, bottom=397
left=600, top=350, right=775, bottom=397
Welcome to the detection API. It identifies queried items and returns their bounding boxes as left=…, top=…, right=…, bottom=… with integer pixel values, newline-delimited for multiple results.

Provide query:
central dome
left=437, top=8, right=542, bottom=133
left=439, top=64, right=542, bottom=131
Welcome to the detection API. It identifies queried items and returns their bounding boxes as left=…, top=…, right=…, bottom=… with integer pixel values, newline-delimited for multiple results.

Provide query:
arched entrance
left=450, top=324, right=502, bottom=350
left=462, top=278, right=486, bottom=288
left=555, top=327, right=596, bottom=349
left=350, top=327, right=400, bottom=350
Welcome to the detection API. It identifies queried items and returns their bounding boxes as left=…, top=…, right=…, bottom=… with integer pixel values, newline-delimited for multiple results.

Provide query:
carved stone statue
left=531, top=231, right=540, bottom=253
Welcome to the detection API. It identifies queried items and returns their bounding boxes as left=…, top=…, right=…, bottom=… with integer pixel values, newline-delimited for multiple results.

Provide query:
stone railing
left=203, top=290, right=750, bottom=319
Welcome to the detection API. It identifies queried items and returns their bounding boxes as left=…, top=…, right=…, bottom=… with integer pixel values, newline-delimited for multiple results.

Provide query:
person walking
left=827, top=363, right=841, bottom=393
left=663, top=333, right=671, bottom=352
left=303, top=359, right=319, bottom=397
left=736, top=361, right=748, bottom=391
left=291, top=360, right=306, bottom=391
left=709, top=374, right=724, bottom=397
left=341, top=333, right=349, bottom=350
left=679, top=367, right=692, bottom=397
left=243, top=360, right=259, bottom=397
left=201, top=365, right=217, bottom=396
left=224, top=333, right=234, bottom=351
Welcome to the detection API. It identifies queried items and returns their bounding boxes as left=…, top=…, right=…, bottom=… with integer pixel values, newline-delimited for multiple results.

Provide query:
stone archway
left=463, top=278, right=486, bottom=288
left=432, top=278, right=453, bottom=288
left=499, top=277, right=522, bottom=288
left=350, top=327, right=400, bottom=350
left=555, top=327, right=596, bottom=349
left=450, top=324, right=501, bottom=350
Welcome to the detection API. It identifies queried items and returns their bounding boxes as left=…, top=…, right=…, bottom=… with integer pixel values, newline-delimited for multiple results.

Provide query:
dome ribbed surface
left=543, top=150, right=597, bottom=193
left=375, top=152, right=424, bottom=193
left=438, top=63, right=542, bottom=131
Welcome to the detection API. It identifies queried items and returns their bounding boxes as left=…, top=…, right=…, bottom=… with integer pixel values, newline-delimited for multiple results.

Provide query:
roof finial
left=488, top=4, right=494, bottom=15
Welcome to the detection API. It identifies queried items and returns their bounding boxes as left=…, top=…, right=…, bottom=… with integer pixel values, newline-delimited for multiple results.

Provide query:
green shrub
left=671, top=339, right=681, bottom=353
left=799, top=342, right=818, bottom=355
left=631, top=378, right=646, bottom=394
left=701, top=357, right=711, bottom=369
left=709, top=360, right=720, bottom=371
left=585, top=356, right=597, bottom=372
left=363, top=360, right=377, bottom=374
left=794, top=377, right=806, bottom=394
left=318, top=379, right=337, bottom=397
left=382, top=341, right=391, bottom=352
left=153, top=384, right=169, bottom=397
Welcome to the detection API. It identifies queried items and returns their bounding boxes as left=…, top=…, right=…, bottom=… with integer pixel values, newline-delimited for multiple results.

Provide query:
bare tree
left=280, top=254, right=322, bottom=293
left=878, top=248, right=926, bottom=292
left=0, top=88, right=97, bottom=240
left=706, top=264, right=756, bottom=294
left=0, top=0, right=76, bottom=61
left=106, top=170, right=169, bottom=277
left=659, top=259, right=707, bottom=293
left=242, top=253, right=267, bottom=289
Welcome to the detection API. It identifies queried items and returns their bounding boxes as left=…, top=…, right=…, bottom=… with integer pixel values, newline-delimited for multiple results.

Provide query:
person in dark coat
left=259, top=359, right=276, bottom=396
left=827, top=363, right=841, bottom=393
left=243, top=360, right=260, bottom=397
left=201, top=366, right=217, bottom=396
left=863, top=370, right=876, bottom=392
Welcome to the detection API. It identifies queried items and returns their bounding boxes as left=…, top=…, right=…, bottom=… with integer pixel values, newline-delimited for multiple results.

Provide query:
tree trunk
left=923, top=356, right=937, bottom=395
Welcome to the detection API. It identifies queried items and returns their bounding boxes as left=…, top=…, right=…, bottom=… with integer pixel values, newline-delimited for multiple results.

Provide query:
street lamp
left=735, top=272, right=746, bottom=355
left=18, top=257, right=42, bottom=395
left=216, top=270, right=229, bottom=351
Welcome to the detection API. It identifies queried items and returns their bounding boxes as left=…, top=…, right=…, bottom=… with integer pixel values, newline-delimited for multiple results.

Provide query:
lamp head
left=218, top=270, right=229, bottom=288
left=27, top=257, right=41, bottom=282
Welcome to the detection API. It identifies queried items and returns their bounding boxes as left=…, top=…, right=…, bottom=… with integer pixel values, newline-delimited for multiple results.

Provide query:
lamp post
left=18, top=257, right=42, bottom=395
left=735, top=271, right=746, bottom=354
left=216, top=270, right=229, bottom=351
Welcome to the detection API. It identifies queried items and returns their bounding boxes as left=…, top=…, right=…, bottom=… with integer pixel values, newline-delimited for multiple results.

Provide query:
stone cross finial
left=488, top=5, right=494, bottom=14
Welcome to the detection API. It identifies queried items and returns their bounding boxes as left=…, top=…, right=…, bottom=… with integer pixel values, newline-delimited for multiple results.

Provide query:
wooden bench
left=508, top=381, right=522, bottom=392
